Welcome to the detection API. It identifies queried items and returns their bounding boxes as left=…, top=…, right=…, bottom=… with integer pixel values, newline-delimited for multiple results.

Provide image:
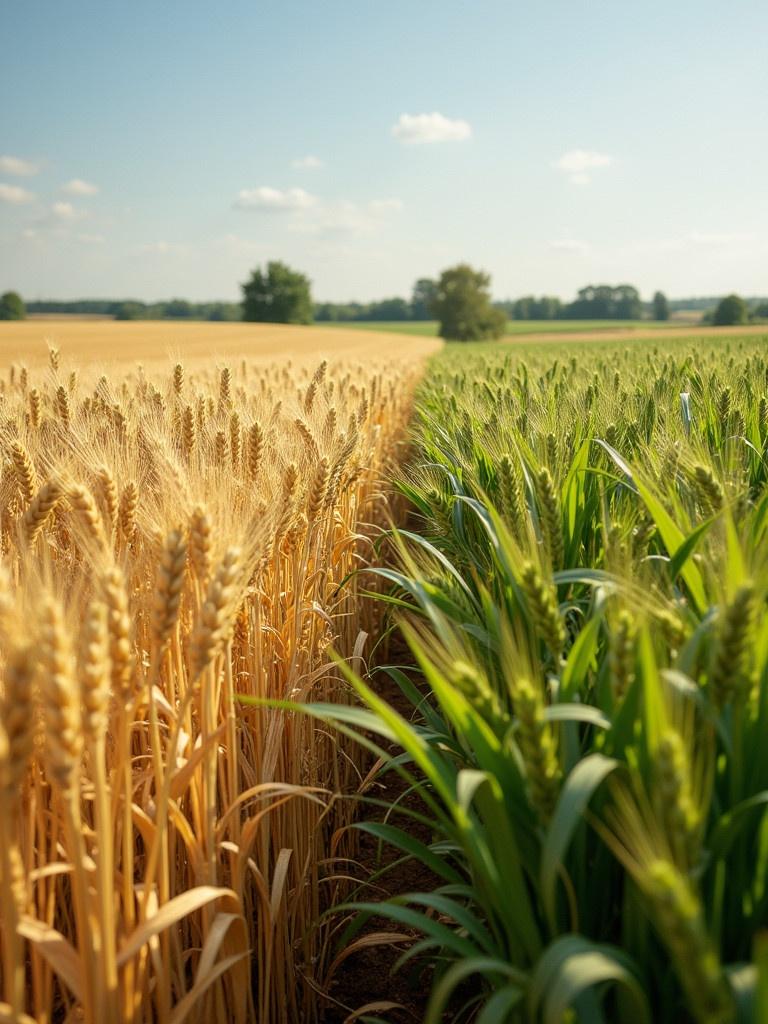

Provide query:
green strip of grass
left=316, top=318, right=700, bottom=339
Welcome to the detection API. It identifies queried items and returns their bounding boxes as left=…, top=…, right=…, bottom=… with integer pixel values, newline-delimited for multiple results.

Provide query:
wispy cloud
left=391, top=112, right=472, bottom=144
left=235, top=186, right=316, bottom=210
left=51, top=201, right=83, bottom=221
left=76, top=233, right=104, bottom=244
left=0, top=155, right=40, bottom=176
left=289, top=197, right=403, bottom=238
left=291, top=155, right=323, bottom=170
left=62, top=178, right=99, bottom=196
left=549, top=238, right=590, bottom=254
left=553, top=149, right=613, bottom=185
left=0, top=183, right=35, bottom=204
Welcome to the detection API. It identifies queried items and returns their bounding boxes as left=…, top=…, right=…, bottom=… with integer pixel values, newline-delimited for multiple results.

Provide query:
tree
left=512, top=296, right=534, bottom=320
left=431, top=264, right=507, bottom=342
left=652, top=291, right=670, bottom=321
left=114, top=301, right=145, bottom=320
left=241, top=261, right=313, bottom=324
left=0, top=291, right=25, bottom=320
left=563, top=284, right=642, bottom=320
left=164, top=298, right=194, bottom=318
left=712, top=294, right=748, bottom=327
left=411, top=278, right=438, bottom=320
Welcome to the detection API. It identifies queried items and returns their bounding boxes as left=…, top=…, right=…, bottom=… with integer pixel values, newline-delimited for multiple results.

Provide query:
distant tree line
left=499, top=285, right=646, bottom=321
left=667, top=296, right=768, bottom=312
left=11, top=277, right=768, bottom=331
left=314, top=278, right=438, bottom=323
left=25, top=298, right=242, bottom=321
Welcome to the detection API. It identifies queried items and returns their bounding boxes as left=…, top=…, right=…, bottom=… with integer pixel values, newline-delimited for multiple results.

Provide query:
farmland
left=322, top=318, right=768, bottom=344
left=322, top=318, right=686, bottom=338
left=0, top=318, right=440, bottom=367
left=1, top=323, right=768, bottom=1022
left=0, top=326, right=430, bottom=1023
left=319, top=332, right=768, bottom=1022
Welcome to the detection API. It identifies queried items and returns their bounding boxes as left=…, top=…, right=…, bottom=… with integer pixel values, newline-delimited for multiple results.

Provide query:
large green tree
left=431, top=264, right=506, bottom=342
left=712, top=293, right=748, bottom=326
left=652, top=290, right=669, bottom=321
left=241, top=261, right=313, bottom=324
left=0, top=291, right=25, bottom=320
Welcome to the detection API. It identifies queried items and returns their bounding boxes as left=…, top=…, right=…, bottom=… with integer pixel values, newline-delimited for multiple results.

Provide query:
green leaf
left=541, top=755, right=618, bottom=931
left=560, top=609, right=604, bottom=703
left=707, top=792, right=768, bottom=862
left=543, top=703, right=611, bottom=730
left=474, top=986, right=526, bottom=1024
left=529, top=936, right=650, bottom=1024
left=339, top=900, right=479, bottom=960
left=631, top=477, right=708, bottom=614
left=351, top=822, right=464, bottom=886
left=425, top=957, right=527, bottom=1024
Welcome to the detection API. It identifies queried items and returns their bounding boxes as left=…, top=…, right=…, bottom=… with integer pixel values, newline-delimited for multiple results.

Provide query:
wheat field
left=0, top=329, right=434, bottom=1023
left=0, top=319, right=440, bottom=368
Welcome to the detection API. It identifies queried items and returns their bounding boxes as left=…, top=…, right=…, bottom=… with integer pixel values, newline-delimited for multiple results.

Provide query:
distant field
left=324, top=318, right=768, bottom=346
left=321, top=318, right=701, bottom=339
left=0, top=318, right=441, bottom=367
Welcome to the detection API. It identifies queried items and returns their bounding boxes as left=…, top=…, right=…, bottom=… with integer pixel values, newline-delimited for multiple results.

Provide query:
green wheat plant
left=274, top=335, right=768, bottom=1022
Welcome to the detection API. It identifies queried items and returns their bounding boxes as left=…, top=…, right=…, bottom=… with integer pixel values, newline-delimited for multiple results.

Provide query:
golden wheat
left=0, top=346, right=424, bottom=1023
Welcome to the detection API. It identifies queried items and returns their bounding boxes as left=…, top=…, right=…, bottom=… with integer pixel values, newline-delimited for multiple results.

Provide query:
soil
left=319, top=636, right=445, bottom=1024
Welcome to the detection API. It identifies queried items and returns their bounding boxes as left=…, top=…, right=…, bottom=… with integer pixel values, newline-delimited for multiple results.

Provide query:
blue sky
left=1, top=0, right=766, bottom=303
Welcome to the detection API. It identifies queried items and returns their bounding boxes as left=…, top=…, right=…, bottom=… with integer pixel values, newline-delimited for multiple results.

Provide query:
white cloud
left=62, top=178, right=99, bottom=196
left=549, top=239, right=590, bottom=254
left=554, top=149, right=613, bottom=184
left=0, top=183, right=35, bottom=204
left=235, top=186, right=316, bottom=210
left=77, top=233, right=104, bottom=244
left=0, top=155, right=40, bottom=176
left=51, top=201, right=82, bottom=221
left=391, top=112, right=472, bottom=145
left=291, top=155, right=323, bottom=170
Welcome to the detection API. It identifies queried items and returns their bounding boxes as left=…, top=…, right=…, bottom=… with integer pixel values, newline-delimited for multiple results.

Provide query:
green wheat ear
left=710, top=582, right=755, bottom=709
left=509, top=674, right=561, bottom=825
left=646, top=860, right=734, bottom=1024
left=498, top=453, right=524, bottom=534
left=609, top=609, right=637, bottom=702
left=654, top=729, right=703, bottom=872
left=535, top=466, right=564, bottom=571
left=692, top=464, right=724, bottom=515
left=519, top=561, right=565, bottom=663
